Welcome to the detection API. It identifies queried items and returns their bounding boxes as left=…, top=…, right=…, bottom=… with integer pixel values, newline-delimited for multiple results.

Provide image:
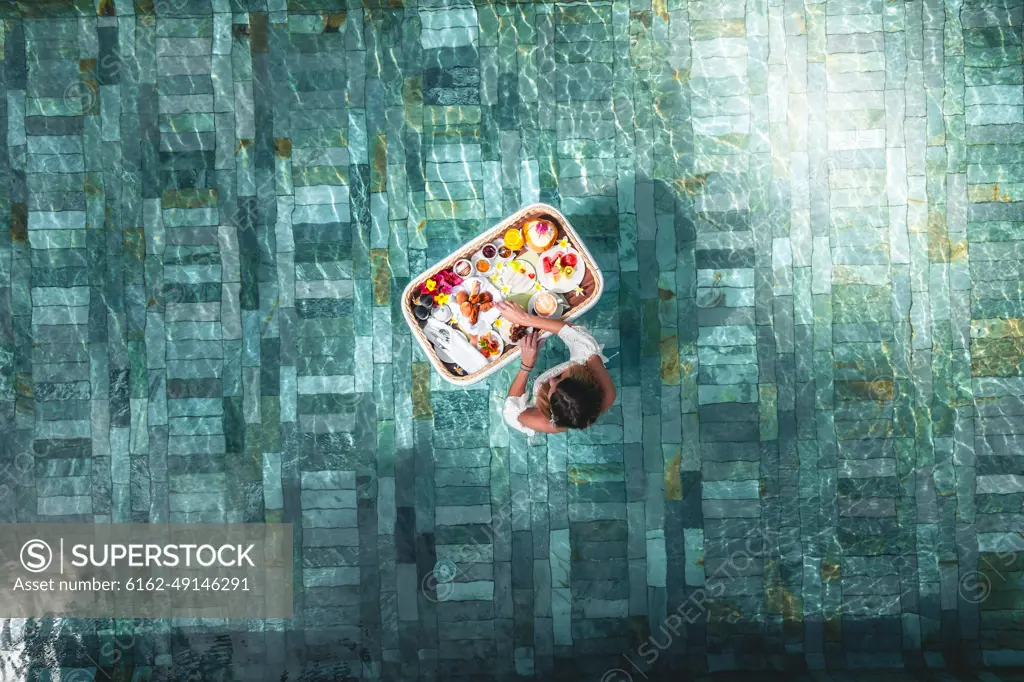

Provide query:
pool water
left=3, top=0, right=1024, bottom=678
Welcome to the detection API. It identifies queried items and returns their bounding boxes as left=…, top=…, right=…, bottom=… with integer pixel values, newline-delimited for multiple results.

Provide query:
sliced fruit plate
left=537, top=246, right=585, bottom=294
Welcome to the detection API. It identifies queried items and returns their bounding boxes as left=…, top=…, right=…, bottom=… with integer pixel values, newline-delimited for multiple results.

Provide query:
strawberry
left=562, top=253, right=577, bottom=268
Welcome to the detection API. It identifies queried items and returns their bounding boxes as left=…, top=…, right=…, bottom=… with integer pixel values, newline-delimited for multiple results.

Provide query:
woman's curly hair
left=536, top=364, right=603, bottom=430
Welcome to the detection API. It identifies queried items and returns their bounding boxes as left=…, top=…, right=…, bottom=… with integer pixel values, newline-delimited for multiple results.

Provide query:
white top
left=502, top=325, right=607, bottom=437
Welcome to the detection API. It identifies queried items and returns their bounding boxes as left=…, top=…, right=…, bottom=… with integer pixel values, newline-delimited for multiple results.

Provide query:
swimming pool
left=3, top=0, right=1024, bottom=678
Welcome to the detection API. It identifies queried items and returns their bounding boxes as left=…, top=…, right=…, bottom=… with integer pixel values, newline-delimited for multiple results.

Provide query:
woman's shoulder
left=518, top=407, right=564, bottom=434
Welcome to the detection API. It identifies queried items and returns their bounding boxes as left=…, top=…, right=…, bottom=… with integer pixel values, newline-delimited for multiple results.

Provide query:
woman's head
left=536, top=364, right=603, bottom=430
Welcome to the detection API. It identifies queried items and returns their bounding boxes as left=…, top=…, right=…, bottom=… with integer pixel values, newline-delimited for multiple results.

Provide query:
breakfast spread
left=404, top=208, right=599, bottom=381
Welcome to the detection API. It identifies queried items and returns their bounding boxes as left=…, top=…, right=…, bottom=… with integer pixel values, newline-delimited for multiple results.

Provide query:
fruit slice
left=561, top=253, right=577, bottom=268
left=542, top=258, right=554, bottom=274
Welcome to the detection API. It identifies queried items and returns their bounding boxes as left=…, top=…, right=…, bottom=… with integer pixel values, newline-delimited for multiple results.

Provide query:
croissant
left=469, top=308, right=479, bottom=324
left=469, top=294, right=480, bottom=305
left=479, top=301, right=494, bottom=313
left=480, top=292, right=492, bottom=303
left=460, top=302, right=473, bottom=317
left=456, top=291, right=469, bottom=304
left=470, top=280, right=480, bottom=297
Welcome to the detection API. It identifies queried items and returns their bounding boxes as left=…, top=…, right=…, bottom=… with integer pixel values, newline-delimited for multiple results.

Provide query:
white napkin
left=424, top=318, right=488, bottom=374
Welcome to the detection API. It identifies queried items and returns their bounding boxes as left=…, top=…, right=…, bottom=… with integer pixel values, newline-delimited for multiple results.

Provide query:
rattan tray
left=402, top=203, right=605, bottom=385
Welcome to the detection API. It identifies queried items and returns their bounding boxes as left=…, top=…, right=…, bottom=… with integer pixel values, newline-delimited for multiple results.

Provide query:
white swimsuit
left=502, top=325, right=607, bottom=437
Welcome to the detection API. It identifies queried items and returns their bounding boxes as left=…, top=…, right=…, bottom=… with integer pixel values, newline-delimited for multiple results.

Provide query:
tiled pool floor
left=4, top=0, right=1024, bottom=678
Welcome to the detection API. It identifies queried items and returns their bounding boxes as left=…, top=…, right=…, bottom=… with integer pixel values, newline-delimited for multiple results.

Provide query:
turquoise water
left=3, top=0, right=1024, bottom=678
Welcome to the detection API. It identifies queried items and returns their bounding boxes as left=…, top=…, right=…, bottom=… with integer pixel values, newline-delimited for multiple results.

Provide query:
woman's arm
left=507, top=366, right=530, bottom=398
left=507, top=331, right=544, bottom=400
left=496, top=301, right=566, bottom=335
left=521, top=315, right=565, bottom=335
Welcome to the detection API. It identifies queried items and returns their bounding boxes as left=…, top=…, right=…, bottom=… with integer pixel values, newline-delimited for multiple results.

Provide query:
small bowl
left=481, top=244, right=498, bottom=259
left=453, top=259, right=473, bottom=278
left=474, top=258, right=492, bottom=275
left=432, top=305, right=453, bottom=323
left=497, top=245, right=513, bottom=260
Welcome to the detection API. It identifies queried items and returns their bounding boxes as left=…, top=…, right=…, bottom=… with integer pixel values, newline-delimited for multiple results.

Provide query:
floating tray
left=402, top=203, right=605, bottom=385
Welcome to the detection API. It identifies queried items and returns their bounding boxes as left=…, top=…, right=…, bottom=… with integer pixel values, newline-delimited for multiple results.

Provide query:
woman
left=497, top=301, right=616, bottom=435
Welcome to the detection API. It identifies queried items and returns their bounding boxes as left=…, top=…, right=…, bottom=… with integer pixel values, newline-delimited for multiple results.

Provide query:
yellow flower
left=435, top=293, right=450, bottom=306
left=424, top=279, right=437, bottom=292
left=501, top=284, right=511, bottom=295
left=574, top=286, right=585, bottom=297
left=558, top=238, right=569, bottom=248
left=534, top=282, right=543, bottom=291
left=495, top=261, right=505, bottom=271
left=494, top=318, right=503, bottom=328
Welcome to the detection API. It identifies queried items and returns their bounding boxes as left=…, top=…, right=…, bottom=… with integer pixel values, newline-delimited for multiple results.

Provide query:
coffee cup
left=534, top=292, right=562, bottom=317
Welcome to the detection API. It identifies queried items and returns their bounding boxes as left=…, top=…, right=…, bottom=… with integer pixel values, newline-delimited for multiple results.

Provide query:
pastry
left=510, top=324, right=528, bottom=342
left=460, top=301, right=473, bottom=317
left=456, top=291, right=469, bottom=304
left=523, top=219, right=558, bottom=252
left=479, top=301, right=494, bottom=313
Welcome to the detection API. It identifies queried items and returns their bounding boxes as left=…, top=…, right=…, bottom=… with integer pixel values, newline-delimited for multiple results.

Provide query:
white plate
left=473, top=330, right=504, bottom=360
left=498, top=321, right=531, bottom=346
left=448, top=277, right=502, bottom=335
left=536, top=246, right=585, bottom=294
left=499, top=259, right=537, bottom=295
left=528, top=291, right=566, bottom=319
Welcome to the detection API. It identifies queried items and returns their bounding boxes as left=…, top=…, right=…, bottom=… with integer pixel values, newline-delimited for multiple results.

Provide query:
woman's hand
left=497, top=300, right=532, bottom=326
left=519, top=331, right=544, bottom=368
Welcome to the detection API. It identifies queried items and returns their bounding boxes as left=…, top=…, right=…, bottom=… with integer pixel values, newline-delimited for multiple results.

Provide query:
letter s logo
left=21, top=540, right=52, bottom=573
